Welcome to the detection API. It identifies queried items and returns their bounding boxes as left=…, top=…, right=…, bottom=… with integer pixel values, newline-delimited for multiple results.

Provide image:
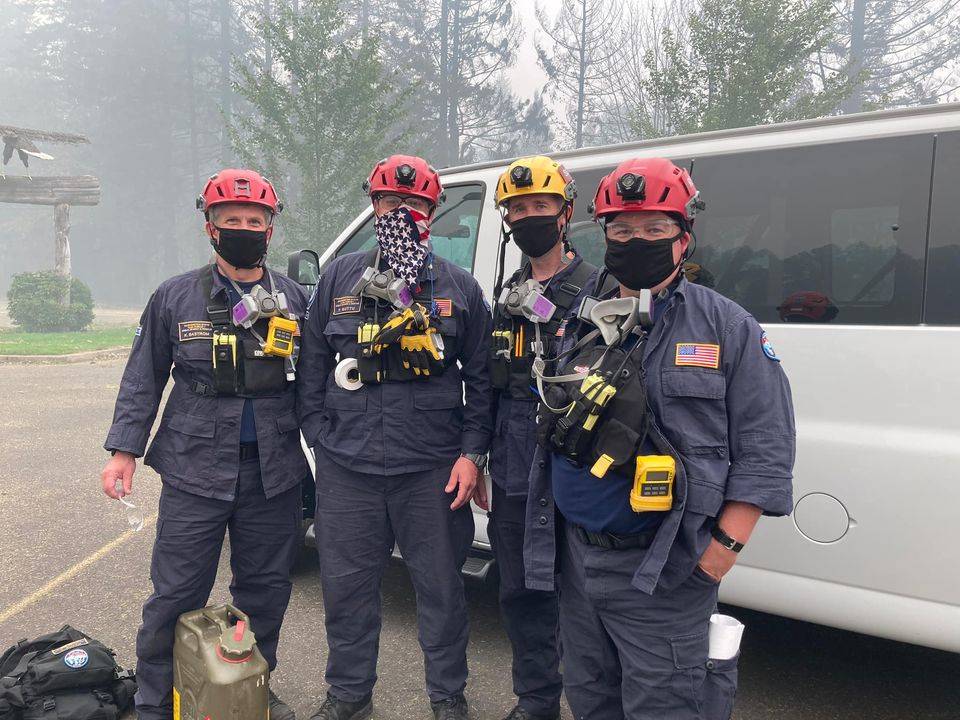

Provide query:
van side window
left=692, top=136, right=931, bottom=324
left=924, top=131, right=960, bottom=325
left=333, top=184, right=485, bottom=273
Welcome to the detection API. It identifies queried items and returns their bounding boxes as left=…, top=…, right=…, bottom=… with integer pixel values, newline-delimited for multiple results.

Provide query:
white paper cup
left=709, top=613, right=745, bottom=660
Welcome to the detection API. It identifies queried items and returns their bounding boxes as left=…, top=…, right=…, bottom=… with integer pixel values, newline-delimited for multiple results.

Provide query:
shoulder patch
left=675, top=342, right=720, bottom=369
left=178, top=321, right=213, bottom=342
left=760, top=331, right=779, bottom=362
left=332, top=296, right=362, bottom=316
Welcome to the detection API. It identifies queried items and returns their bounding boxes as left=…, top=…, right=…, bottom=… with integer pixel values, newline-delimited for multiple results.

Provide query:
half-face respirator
left=349, top=266, right=413, bottom=310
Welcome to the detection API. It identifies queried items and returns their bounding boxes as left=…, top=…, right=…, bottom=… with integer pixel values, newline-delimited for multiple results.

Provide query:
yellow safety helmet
left=494, top=155, right=577, bottom=209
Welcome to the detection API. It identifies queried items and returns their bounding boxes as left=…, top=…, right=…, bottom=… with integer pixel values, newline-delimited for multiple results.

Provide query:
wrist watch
left=711, top=525, right=745, bottom=553
left=461, top=453, right=488, bottom=472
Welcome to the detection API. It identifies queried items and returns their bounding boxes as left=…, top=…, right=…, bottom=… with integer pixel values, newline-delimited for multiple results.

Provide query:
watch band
left=462, top=453, right=488, bottom=471
left=711, top=525, right=744, bottom=553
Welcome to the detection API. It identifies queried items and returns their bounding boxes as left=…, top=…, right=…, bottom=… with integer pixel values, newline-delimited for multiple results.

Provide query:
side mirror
left=443, top=223, right=472, bottom=239
left=287, top=249, right=321, bottom=287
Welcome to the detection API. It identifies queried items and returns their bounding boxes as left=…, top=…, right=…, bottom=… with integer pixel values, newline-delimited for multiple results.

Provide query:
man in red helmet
left=525, top=158, right=796, bottom=719
left=100, top=169, right=308, bottom=720
left=297, top=155, right=493, bottom=720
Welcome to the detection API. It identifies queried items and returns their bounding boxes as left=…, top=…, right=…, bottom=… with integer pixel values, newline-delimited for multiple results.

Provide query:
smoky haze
left=2, top=0, right=958, bottom=305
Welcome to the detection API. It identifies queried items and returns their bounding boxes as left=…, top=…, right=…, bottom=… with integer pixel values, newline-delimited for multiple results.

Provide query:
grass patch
left=0, top=326, right=137, bottom=355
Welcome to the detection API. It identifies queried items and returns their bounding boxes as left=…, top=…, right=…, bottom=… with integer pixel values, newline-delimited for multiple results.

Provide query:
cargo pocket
left=703, top=654, right=739, bottom=720
left=275, top=410, right=299, bottom=434
left=414, top=390, right=463, bottom=440
left=660, top=369, right=728, bottom=449
left=668, top=632, right=708, bottom=717
left=165, top=411, right=216, bottom=477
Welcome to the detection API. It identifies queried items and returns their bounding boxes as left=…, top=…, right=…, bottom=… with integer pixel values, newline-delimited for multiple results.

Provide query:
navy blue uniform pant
left=487, top=482, right=562, bottom=716
left=314, top=447, right=474, bottom=704
left=135, top=459, right=301, bottom=719
left=558, top=521, right=738, bottom=720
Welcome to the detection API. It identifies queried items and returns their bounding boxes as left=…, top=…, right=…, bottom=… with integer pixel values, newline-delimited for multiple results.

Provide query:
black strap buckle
left=558, top=282, right=582, bottom=298
left=190, top=381, right=217, bottom=397
left=575, top=525, right=613, bottom=549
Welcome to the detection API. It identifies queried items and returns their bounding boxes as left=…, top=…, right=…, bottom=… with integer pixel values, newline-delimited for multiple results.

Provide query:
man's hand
left=445, top=456, right=479, bottom=510
left=471, top=473, right=489, bottom=512
left=697, top=539, right=738, bottom=582
left=101, top=452, right=137, bottom=499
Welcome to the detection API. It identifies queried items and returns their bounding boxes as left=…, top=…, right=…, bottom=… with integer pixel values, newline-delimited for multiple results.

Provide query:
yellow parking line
left=0, top=513, right=158, bottom=625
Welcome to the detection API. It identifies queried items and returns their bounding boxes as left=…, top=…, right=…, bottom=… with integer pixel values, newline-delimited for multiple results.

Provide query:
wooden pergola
left=0, top=125, right=101, bottom=281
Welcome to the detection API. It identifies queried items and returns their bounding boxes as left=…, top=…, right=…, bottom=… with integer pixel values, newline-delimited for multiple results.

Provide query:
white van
left=299, top=102, right=960, bottom=653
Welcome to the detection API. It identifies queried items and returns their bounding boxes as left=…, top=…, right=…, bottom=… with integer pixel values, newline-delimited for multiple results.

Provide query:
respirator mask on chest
left=350, top=266, right=413, bottom=311
left=497, top=279, right=557, bottom=325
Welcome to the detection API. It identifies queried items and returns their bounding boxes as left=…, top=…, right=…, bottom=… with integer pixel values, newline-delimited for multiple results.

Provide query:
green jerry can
left=173, top=604, right=269, bottom=720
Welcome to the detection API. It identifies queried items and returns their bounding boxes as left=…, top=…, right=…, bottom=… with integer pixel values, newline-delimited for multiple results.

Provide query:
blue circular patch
left=64, top=648, right=89, bottom=669
left=760, top=331, right=779, bottom=362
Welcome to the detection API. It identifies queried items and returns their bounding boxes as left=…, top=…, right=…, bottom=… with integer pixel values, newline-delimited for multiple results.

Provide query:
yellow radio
left=630, top=455, right=676, bottom=512
left=262, top=317, right=298, bottom=358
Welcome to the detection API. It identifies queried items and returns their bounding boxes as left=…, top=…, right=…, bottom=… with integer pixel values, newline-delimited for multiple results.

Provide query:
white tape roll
left=335, top=358, right=363, bottom=391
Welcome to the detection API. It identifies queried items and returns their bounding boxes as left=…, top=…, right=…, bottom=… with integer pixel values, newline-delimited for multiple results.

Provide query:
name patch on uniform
left=675, top=342, right=720, bottom=369
left=178, top=321, right=213, bottom=342
left=332, top=296, right=362, bottom=316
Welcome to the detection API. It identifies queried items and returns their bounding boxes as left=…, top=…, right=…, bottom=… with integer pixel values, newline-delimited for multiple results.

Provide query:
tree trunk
left=184, top=0, right=202, bottom=263
left=440, top=0, right=450, bottom=166
left=54, top=203, right=72, bottom=305
left=842, top=0, right=867, bottom=114
left=264, top=0, right=273, bottom=75
left=576, top=0, right=588, bottom=148
left=447, top=0, right=462, bottom=164
left=219, top=0, right=234, bottom=164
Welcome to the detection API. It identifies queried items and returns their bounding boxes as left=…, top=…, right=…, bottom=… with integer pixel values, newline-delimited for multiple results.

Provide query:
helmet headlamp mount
left=395, top=163, right=417, bottom=186
left=616, top=173, right=646, bottom=201
left=510, top=165, right=534, bottom=188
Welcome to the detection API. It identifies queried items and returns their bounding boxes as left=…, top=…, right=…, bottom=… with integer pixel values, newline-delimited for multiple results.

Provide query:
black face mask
left=506, top=211, right=564, bottom=258
left=604, top=234, right=684, bottom=291
left=211, top=226, right=268, bottom=269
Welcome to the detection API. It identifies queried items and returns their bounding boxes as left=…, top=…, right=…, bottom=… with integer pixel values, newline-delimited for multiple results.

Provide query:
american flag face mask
left=374, top=206, right=431, bottom=289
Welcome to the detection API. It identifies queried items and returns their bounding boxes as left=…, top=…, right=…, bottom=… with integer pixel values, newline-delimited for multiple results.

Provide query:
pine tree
left=231, top=0, right=410, bottom=253
left=536, top=0, right=624, bottom=149
left=638, top=0, right=852, bottom=138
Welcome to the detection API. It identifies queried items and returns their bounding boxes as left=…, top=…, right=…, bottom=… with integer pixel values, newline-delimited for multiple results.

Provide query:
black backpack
left=0, top=626, right=136, bottom=720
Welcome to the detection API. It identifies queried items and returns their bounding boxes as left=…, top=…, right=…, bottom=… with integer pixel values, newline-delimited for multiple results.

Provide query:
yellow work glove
left=400, top=328, right=444, bottom=376
left=372, top=304, right=430, bottom=353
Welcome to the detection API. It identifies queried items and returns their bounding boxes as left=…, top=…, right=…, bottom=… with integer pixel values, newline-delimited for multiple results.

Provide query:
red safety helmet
left=363, top=155, right=444, bottom=207
left=589, top=157, right=704, bottom=227
left=196, top=168, right=283, bottom=218
left=777, top=291, right=839, bottom=323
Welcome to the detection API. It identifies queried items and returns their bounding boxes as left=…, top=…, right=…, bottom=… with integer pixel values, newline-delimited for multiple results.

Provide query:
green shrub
left=7, top=271, right=96, bottom=332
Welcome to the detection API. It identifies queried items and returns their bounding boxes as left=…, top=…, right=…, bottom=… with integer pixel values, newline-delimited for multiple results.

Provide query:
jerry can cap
left=218, top=619, right=257, bottom=661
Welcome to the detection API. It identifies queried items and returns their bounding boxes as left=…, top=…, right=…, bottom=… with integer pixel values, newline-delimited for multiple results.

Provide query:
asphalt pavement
left=0, top=357, right=957, bottom=719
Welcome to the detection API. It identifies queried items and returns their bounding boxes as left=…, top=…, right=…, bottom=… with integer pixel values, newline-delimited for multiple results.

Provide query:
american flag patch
left=433, top=298, right=453, bottom=317
left=675, top=343, right=720, bottom=369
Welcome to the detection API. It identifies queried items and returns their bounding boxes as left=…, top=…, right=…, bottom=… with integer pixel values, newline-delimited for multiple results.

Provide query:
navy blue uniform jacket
left=296, top=251, right=493, bottom=475
left=490, top=254, right=596, bottom=498
left=524, top=276, right=796, bottom=594
left=103, top=265, right=309, bottom=501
